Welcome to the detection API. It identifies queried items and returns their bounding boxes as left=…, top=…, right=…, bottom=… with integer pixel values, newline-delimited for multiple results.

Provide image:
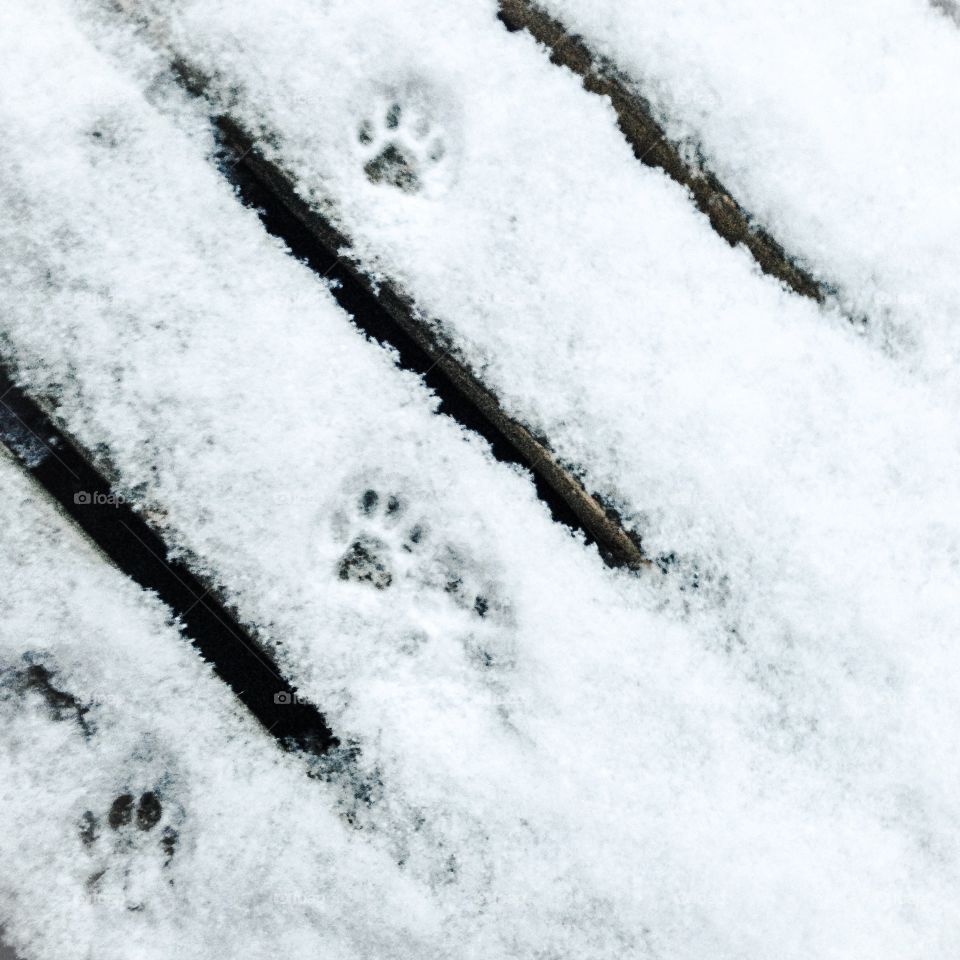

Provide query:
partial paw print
left=0, top=655, right=94, bottom=737
left=81, top=108, right=147, bottom=167
left=423, top=541, right=517, bottom=671
left=86, top=116, right=123, bottom=151
left=332, top=483, right=516, bottom=674
left=80, top=785, right=184, bottom=912
left=355, top=81, right=456, bottom=196
left=932, top=0, right=960, bottom=26
left=334, top=487, right=425, bottom=590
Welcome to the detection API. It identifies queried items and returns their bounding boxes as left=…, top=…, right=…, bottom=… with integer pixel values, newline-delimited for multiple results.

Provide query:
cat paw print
left=332, top=484, right=516, bottom=674
left=334, top=487, right=425, bottom=590
left=80, top=787, right=183, bottom=912
left=356, top=87, right=454, bottom=195
left=422, top=541, right=514, bottom=662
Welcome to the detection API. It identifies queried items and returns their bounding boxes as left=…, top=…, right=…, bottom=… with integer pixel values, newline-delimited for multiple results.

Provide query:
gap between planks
left=171, top=57, right=650, bottom=573
left=0, top=367, right=339, bottom=756
left=497, top=0, right=829, bottom=304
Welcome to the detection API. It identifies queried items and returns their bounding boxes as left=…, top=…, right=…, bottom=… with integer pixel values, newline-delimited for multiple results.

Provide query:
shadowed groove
left=0, top=367, right=338, bottom=756
left=170, top=57, right=650, bottom=572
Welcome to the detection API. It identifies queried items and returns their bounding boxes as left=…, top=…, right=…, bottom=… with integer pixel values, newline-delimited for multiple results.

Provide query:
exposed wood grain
left=498, top=0, right=828, bottom=303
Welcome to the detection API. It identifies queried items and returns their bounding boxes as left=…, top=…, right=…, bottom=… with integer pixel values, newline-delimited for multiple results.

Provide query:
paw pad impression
left=355, top=83, right=455, bottom=195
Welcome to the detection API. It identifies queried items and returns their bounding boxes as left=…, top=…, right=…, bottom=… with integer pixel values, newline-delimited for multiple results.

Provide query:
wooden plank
left=498, top=0, right=829, bottom=303
left=173, top=57, right=650, bottom=572
left=0, top=368, right=338, bottom=755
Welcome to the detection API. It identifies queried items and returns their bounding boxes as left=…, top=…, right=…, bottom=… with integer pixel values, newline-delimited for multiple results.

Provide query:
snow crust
left=2, top=0, right=960, bottom=955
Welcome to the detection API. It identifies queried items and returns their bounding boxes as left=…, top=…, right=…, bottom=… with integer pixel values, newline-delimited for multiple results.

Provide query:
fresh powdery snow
left=110, top=0, right=960, bottom=881
left=0, top=450, right=440, bottom=960
left=2, top=0, right=960, bottom=956
left=530, top=0, right=960, bottom=383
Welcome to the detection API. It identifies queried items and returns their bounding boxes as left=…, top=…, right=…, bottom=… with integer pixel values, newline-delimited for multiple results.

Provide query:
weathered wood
left=498, top=0, right=828, bottom=303
left=173, top=58, right=651, bottom=571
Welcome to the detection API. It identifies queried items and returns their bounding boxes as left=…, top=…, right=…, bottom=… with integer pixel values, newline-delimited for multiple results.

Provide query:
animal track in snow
left=335, top=487, right=422, bottom=590
left=332, top=484, right=516, bottom=673
left=1, top=653, right=187, bottom=912
left=0, top=655, right=95, bottom=737
left=80, top=783, right=184, bottom=912
left=355, top=85, right=454, bottom=195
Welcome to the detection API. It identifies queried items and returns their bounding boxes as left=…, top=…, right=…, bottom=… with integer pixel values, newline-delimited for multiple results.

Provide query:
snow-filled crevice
left=199, top=99, right=647, bottom=571
left=0, top=368, right=338, bottom=756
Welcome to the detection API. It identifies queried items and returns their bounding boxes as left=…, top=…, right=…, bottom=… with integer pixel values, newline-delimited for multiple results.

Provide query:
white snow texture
left=1, top=0, right=959, bottom=957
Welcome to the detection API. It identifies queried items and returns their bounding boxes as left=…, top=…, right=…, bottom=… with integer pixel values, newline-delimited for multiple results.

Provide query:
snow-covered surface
left=111, top=0, right=960, bottom=840
left=533, top=0, right=960, bottom=382
left=0, top=451, right=438, bottom=960
left=3, top=0, right=960, bottom=955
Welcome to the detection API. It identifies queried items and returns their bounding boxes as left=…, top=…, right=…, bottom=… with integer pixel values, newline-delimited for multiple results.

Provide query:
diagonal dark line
left=496, top=0, right=829, bottom=304
left=118, top=518, right=286, bottom=684
left=0, top=367, right=338, bottom=755
left=186, top=85, right=650, bottom=571
left=0, top=396, right=81, bottom=479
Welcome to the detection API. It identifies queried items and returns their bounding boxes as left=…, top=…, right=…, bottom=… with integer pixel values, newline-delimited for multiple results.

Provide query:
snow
left=2, top=0, right=960, bottom=955
left=106, top=0, right=960, bottom=839
left=531, top=0, right=960, bottom=386
left=934, top=0, right=960, bottom=24
left=0, top=450, right=438, bottom=960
